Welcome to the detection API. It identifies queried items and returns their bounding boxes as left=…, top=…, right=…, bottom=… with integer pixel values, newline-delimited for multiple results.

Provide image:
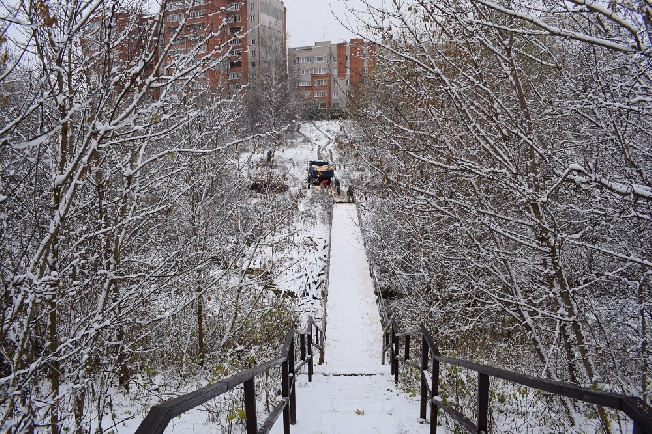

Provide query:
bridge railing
left=135, top=316, right=324, bottom=434
left=384, top=319, right=652, bottom=434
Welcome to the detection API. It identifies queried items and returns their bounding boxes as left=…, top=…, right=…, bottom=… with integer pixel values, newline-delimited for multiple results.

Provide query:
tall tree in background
left=347, top=0, right=651, bottom=425
left=243, top=27, right=299, bottom=134
left=0, top=1, right=294, bottom=432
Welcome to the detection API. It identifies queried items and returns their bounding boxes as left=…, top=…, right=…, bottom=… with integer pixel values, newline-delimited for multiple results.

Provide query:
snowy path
left=270, top=204, right=433, bottom=434
left=322, top=203, right=384, bottom=375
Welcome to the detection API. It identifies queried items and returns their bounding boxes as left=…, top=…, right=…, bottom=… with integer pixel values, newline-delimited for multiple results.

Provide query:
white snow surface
left=120, top=121, right=442, bottom=433
left=321, top=204, right=384, bottom=375
left=270, top=204, right=437, bottom=434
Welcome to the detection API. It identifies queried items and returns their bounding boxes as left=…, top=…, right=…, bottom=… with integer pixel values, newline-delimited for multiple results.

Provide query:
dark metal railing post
left=477, top=373, right=489, bottom=433
left=382, top=330, right=387, bottom=365
left=393, top=326, right=400, bottom=384
left=307, top=329, right=313, bottom=382
left=431, top=349, right=440, bottom=434
left=405, top=334, right=411, bottom=360
left=300, top=334, right=306, bottom=362
left=290, top=338, right=297, bottom=425
left=389, top=329, right=395, bottom=375
left=420, top=334, right=428, bottom=420
left=319, top=329, right=325, bottom=365
left=282, top=358, right=290, bottom=434
left=244, top=378, right=258, bottom=434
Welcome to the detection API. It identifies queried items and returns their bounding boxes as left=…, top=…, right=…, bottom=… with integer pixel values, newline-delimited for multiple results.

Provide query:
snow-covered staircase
left=270, top=204, right=432, bottom=434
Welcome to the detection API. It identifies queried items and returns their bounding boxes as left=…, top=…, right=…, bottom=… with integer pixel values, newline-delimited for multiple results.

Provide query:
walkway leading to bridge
left=271, top=203, right=436, bottom=434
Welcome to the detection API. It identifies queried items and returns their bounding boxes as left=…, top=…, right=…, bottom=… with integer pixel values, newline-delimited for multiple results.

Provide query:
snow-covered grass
left=103, top=122, right=341, bottom=433
left=103, top=120, right=445, bottom=434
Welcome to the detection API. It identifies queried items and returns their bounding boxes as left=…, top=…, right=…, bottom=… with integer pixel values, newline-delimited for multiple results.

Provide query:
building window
left=228, top=3, right=241, bottom=11
left=346, top=55, right=350, bottom=61
left=314, top=79, right=326, bottom=86
left=229, top=48, right=242, bottom=56
left=189, top=9, right=205, bottom=18
left=191, top=81, right=207, bottom=90
left=171, top=37, right=185, bottom=45
left=250, top=49, right=256, bottom=56
left=315, top=56, right=326, bottom=62
left=251, top=62, right=256, bottom=67
left=299, top=57, right=312, bottom=63
left=192, top=0, right=207, bottom=5
left=318, top=102, right=327, bottom=108
left=250, top=4, right=255, bottom=10
left=194, top=44, right=206, bottom=53
left=189, top=33, right=203, bottom=42
left=229, top=38, right=241, bottom=45
left=249, top=14, right=255, bottom=21
left=345, top=79, right=350, bottom=86
left=230, top=26, right=241, bottom=34
left=346, top=91, right=351, bottom=97
left=303, top=91, right=311, bottom=97
left=251, top=39, right=256, bottom=45
left=229, top=72, right=242, bottom=80
left=300, top=69, right=310, bottom=75
left=313, top=68, right=327, bottom=74
left=229, top=14, right=241, bottom=22
left=187, top=22, right=205, bottom=31
left=230, top=60, right=242, bottom=68
left=169, top=48, right=186, bottom=56
left=332, top=91, right=339, bottom=98
left=314, top=91, right=327, bottom=97
left=166, top=13, right=183, bottom=22
left=298, top=80, right=311, bottom=86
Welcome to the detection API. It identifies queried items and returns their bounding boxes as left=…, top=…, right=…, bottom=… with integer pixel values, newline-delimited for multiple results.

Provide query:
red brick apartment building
left=288, top=39, right=376, bottom=114
left=85, top=0, right=286, bottom=100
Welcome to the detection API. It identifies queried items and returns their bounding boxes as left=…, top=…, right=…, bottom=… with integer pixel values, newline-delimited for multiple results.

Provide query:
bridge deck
left=270, top=203, right=437, bottom=433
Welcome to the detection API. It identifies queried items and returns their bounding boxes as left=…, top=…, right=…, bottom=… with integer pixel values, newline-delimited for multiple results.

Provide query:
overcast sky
left=283, top=0, right=383, bottom=48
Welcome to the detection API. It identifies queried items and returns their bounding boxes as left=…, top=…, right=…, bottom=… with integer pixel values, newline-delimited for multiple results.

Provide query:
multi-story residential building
left=84, top=0, right=286, bottom=100
left=288, top=39, right=376, bottom=114
left=163, top=0, right=286, bottom=97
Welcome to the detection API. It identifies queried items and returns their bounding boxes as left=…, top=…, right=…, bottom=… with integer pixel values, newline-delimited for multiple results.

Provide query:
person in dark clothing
left=333, top=178, right=341, bottom=195
left=347, top=185, right=354, bottom=203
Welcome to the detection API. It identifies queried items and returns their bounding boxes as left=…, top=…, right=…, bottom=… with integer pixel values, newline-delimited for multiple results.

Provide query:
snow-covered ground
left=125, top=121, right=443, bottom=433
left=270, top=204, right=439, bottom=434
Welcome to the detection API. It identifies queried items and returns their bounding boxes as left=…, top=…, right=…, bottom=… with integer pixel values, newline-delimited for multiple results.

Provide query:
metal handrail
left=384, top=320, right=652, bottom=434
left=135, top=316, right=323, bottom=434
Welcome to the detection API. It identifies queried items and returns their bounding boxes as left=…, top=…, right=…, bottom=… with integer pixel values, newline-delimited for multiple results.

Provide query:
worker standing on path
left=333, top=178, right=341, bottom=195
left=347, top=185, right=354, bottom=203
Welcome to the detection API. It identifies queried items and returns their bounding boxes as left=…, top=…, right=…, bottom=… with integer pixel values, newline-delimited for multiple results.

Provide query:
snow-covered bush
left=346, top=0, right=652, bottom=431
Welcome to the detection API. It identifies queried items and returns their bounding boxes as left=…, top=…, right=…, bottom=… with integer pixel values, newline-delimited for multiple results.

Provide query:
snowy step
left=268, top=373, right=433, bottom=434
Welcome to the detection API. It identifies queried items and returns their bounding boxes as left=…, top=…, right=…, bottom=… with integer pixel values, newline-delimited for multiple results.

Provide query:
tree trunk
left=198, top=288, right=205, bottom=367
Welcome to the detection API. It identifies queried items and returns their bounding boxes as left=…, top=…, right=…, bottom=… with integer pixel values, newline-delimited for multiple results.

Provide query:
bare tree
left=0, top=0, right=295, bottom=432
left=345, top=0, right=651, bottom=429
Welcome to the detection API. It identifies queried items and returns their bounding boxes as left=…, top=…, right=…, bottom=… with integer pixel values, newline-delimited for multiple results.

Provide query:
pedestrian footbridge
left=135, top=204, right=652, bottom=434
